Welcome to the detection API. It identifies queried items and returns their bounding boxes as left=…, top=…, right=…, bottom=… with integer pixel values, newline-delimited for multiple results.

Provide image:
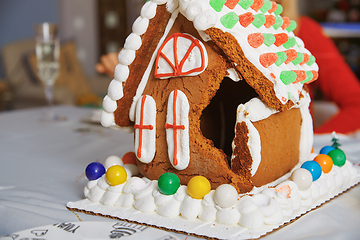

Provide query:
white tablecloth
left=0, top=106, right=359, bottom=239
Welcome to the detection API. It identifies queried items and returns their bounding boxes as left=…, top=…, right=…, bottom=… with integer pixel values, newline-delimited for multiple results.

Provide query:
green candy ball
left=327, top=149, right=346, bottom=167
left=158, top=172, right=180, bottom=195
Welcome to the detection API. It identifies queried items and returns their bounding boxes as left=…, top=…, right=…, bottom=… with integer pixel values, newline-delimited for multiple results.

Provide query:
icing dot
left=270, top=72, right=276, bottom=79
left=273, top=3, right=283, bottom=15
left=252, top=13, right=266, bottom=28
left=248, top=33, right=264, bottom=48
left=274, top=33, right=288, bottom=47
left=238, top=0, right=254, bottom=10
left=260, top=0, right=272, bottom=13
left=122, top=152, right=138, bottom=165
left=286, top=20, right=297, bottom=32
left=290, top=168, right=313, bottom=191
left=301, top=161, right=322, bottom=181
left=284, top=49, right=297, bottom=64
left=214, top=184, right=238, bottom=208
left=300, top=53, right=310, bottom=65
left=283, top=36, right=296, bottom=49
left=273, top=15, right=283, bottom=30
left=187, top=176, right=211, bottom=199
left=314, top=154, right=334, bottom=173
left=306, top=55, right=316, bottom=66
left=158, top=172, right=181, bottom=195
left=280, top=70, right=297, bottom=85
left=225, top=0, right=239, bottom=9
left=328, top=149, right=346, bottom=167
left=264, top=15, right=276, bottom=28
left=268, top=1, right=277, bottom=14
left=259, top=53, right=278, bottom=68
left=292, top=70, right=307, bottom=84
left=239, top=12, right=254, bottom=28
left=263, top=33, right=275, bottom=46
left=292, top=52, right=305, bottom=65
left=106, top=165, right=127, bottom=186
left=251, top=0, right=265, bottom=12
left=275, top=51, right=287, bottom=66
left=210, top=0, right=226, bottom=12
left=320, top=146, right=336, bottom=155
left=281, top=17, right=291, bottom=30
left=221, top=12, right=239, bottom=29
left=85, top=162, right=106, bottom=181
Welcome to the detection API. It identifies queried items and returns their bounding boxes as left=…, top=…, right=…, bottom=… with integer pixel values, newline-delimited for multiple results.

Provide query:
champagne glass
left=34, top=23, right=60, bottom=121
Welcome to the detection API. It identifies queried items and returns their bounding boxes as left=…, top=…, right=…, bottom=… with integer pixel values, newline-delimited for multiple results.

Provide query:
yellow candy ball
left=106, top=165, right=127, bottom=186
left=187, top=176, right=211, bottom=199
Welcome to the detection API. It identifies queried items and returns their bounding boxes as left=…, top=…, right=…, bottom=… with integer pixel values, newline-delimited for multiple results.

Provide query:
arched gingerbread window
left=155, top=33, right=208, bottom=79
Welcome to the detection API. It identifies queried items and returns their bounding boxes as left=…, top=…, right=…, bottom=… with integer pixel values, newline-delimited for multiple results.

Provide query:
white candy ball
left=104, top=155, right=123, bottom=169
left=214, top=184, right=238, bottom=208
left=123, top=164, right=140, bottom=177
left=291, top=168, right=313, bottom=191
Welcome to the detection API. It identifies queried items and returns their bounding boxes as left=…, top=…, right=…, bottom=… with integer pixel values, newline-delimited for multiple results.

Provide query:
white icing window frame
left=134, top=95, right=156, bottom=164
left=165, top=89, right=190, bottom=170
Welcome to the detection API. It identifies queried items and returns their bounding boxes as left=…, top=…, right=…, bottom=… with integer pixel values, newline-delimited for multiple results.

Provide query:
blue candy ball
left=85, top=162, right=106, bottom=180
left=319, top=146, right=336, bottom=155
left=301, top=161, right=322, bottom=181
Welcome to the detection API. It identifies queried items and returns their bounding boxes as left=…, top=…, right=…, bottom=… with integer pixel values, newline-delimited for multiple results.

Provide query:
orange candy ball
left=122, top=152, right=138, bottom=165
left=314, top=154, right=333, bottom=173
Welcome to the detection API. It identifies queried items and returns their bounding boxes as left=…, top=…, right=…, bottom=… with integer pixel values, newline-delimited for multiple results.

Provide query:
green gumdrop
left=263, top=33, right=275, bottom=46
left=260, top=0, right=272, bottom=13
left=292, top=52, right=304, bottom=65
left=287, top=20, right=297, bottom=32
left=210, top=0, right=227, bottom=12
left=274, top=4, right=283, bottom=15
left=283, top=36, right=296, bottom=49
left=158, top=172, right=181, bottom=195
left=273, top=16, right=283, bottom=30
left=301, top=71, right=314, bottom=84
left=306, top=55, right=316, bottom=66
left=252, top=13, right=266, bottom=28
left=275, top=51, right=287, bottom=66
left=220, top=12, right=239, bottom=29
left=280, top=71, right=297, bottom=85
left=328, top=149, right=346, bottom=167
left=238, top=0, right=254, bottom=10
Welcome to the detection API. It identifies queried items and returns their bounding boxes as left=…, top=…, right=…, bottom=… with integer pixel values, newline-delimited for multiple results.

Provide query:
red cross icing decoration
left=155, top=33, right=207, bottom=79
left=134, top=95, right=154, bottom=159
left=165, top=89, right=185, bottom=166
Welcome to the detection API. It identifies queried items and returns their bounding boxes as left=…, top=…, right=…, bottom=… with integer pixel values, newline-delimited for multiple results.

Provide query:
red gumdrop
left=248, top=33, right=264, bottom=48
left=274, top=33, right=289, bottom=47
left=259, top=53, right=278, bottom=68
left=292, top=70, right=307, bottom=83
left=300, top=53, right=310, bottom=65
left=264, top=15, right=276, bottom=28
left=225, top=0, right=239, bottom=9
left=251, top=0, right=265, bottom=12
left=239, top=12, right=255, bottom=28
left=268, top=1, right=278, bottom=13
left=284, top=49, right=297, bottom=64
left=281, top=17, right=291, bottom=30
left=304, top=71, right=319, bottom=84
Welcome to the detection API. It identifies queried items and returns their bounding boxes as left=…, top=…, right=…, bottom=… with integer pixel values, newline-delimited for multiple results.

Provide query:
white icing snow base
left=67, top=164, right=360, bottom=240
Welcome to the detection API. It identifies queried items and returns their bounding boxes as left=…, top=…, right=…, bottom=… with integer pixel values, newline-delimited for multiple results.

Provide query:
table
left=0, top=106, right=359, bottom=239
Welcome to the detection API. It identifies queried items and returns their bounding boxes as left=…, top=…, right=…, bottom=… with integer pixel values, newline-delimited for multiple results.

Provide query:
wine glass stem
left=44, top=84, right=54, bottom=119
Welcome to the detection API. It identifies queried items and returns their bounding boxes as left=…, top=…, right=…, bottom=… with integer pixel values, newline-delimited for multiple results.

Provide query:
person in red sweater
left=96, top=0, right=360, bottom=134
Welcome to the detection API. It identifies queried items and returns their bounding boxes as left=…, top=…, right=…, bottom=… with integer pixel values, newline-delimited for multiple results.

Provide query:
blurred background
left=0, top=0, right=359, bottom=111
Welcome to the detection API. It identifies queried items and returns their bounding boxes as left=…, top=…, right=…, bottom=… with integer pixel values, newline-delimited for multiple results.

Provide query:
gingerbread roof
left=101, top=0, right=319, bottom=129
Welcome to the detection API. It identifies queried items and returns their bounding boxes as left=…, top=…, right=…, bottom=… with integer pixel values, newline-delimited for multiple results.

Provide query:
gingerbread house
left=100, top=0, right=318, bottom=193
